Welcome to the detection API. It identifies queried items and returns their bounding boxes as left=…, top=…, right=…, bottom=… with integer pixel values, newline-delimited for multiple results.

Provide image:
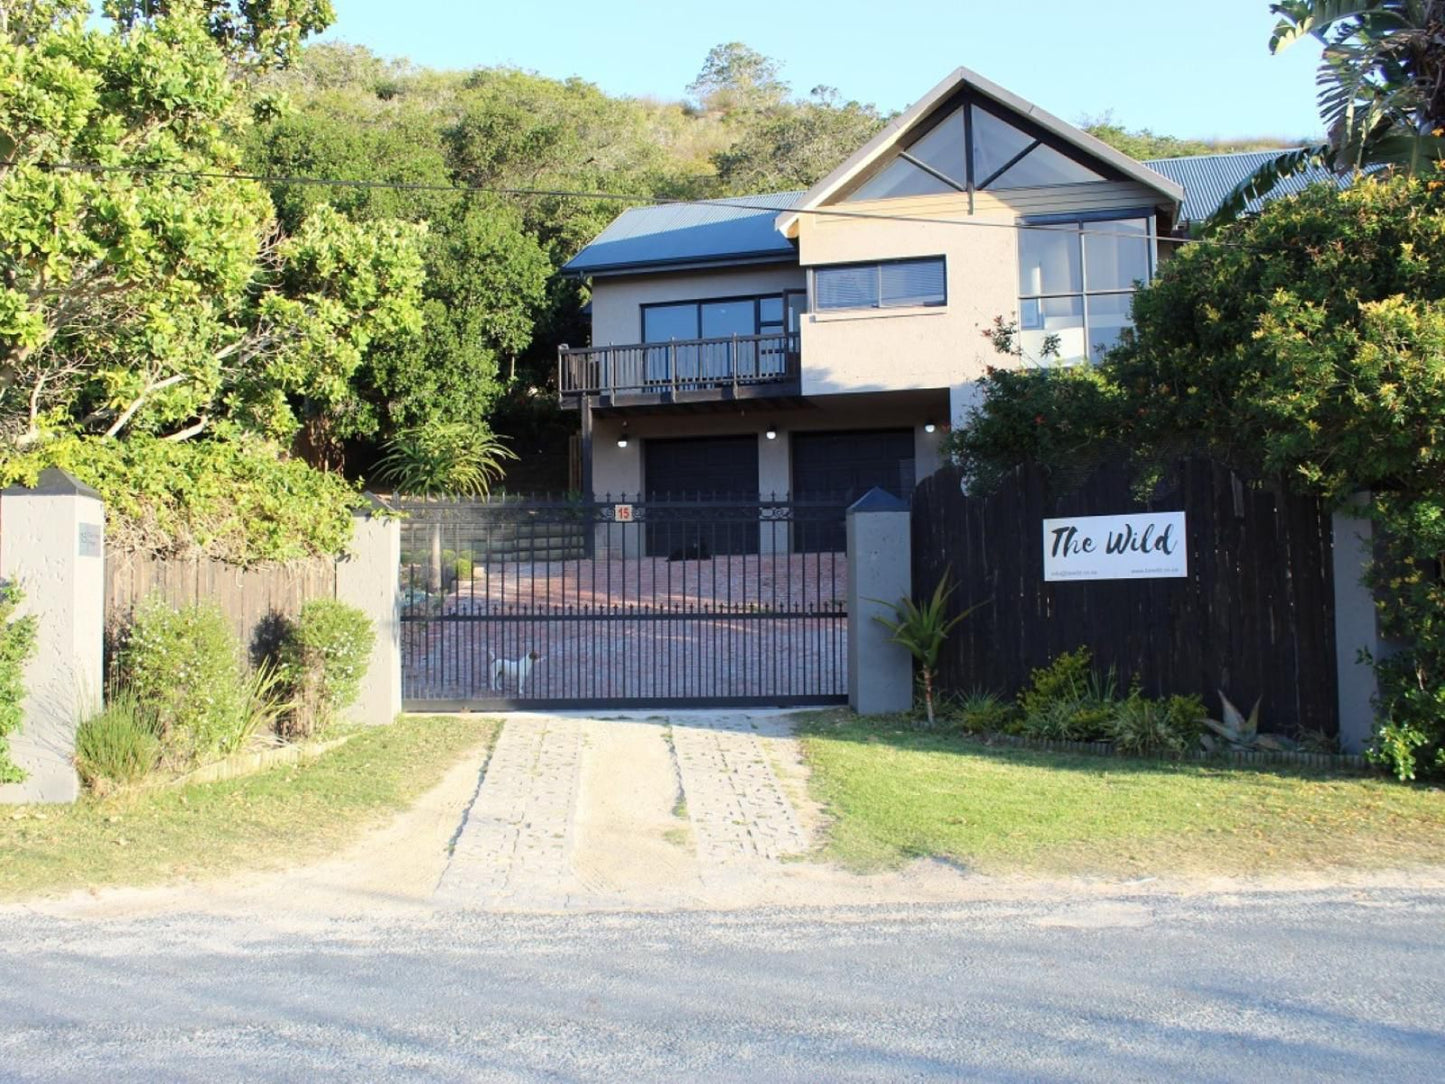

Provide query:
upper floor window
left=813, top=257, right=947, bottom=312
left=1017, top=216, right=1152, bottom=363
left=642, top=292, right=804, bottom=343
left=846, top=101, right=1106, bottom=202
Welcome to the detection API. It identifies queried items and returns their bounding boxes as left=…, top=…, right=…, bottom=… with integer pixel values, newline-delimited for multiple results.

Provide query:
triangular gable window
left=846, top=99, right=1105, bottom=202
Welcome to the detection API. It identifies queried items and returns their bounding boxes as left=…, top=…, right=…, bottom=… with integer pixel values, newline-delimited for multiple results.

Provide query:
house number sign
left=78, top=522, right=103, bottom=558
left=1042, top=512, right=1187, bottom=582
left=614, top=504, right=634, bottom=522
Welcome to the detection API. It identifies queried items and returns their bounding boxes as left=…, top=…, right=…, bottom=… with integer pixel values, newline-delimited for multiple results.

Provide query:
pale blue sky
left=321, top=0, right=1326, bottom=141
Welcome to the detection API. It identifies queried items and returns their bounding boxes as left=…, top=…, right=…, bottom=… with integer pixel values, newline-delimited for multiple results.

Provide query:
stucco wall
left=588, top=264, right=807, bottom=347
left=795, top=181, right=1164, bottom=396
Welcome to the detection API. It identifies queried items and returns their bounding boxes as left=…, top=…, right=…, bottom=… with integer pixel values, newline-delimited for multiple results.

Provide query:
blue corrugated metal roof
left=561, top=191, right=805, bottom=275
left=1142, top=149, right=1350, bottom=224
left=562, top=152, right=1351, bottom=276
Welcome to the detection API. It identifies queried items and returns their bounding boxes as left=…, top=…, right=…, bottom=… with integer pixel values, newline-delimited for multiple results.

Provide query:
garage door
left=644, top=435, right=759, bottom=556
left=792, top=429, right=916, bottom=552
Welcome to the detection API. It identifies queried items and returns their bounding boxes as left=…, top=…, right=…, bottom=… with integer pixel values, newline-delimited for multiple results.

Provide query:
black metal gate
left=398, top=495, right=849, bottom=710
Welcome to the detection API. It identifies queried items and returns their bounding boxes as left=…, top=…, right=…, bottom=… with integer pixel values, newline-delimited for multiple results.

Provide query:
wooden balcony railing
left=558, top=333, right=800, bottom=399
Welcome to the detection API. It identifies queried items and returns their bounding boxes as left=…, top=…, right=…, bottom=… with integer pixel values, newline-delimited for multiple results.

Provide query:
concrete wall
left=0, top=470, right=105, bottom=804
left=335, top=498, right=402, bottom=727
left=846, top=491, right=914, bottom=714
left=796, top=181, right=1163, bottom=396
left=588, top=264, right=807, bottom=347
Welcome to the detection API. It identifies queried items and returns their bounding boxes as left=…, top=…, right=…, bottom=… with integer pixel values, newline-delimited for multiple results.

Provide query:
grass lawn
left=798, top=709, right=1445, bottom=876
left=0, top=714, right=497, bottom=901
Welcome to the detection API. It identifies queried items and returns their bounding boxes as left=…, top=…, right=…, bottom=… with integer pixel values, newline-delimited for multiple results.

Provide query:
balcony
left=559, top=333, right=801, bottom=409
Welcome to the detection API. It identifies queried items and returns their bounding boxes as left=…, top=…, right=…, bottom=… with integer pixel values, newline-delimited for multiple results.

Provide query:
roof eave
left=559, top=250, right=800, bottom=280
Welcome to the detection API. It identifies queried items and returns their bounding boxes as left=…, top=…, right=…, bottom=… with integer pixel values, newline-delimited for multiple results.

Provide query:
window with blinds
left=814, top=257, right=946, bottom=312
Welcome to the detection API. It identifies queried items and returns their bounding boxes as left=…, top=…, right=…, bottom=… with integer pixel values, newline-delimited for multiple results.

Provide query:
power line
left=41, top=160, right=1242, bottom=247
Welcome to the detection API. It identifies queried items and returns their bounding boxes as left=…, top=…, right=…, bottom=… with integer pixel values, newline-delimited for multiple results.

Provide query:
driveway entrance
left=398, top=496, right=848, bottom=711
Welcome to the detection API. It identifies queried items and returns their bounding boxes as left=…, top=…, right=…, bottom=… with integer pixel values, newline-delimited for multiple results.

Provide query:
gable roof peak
left=775, top=65, right=1183, bottom=236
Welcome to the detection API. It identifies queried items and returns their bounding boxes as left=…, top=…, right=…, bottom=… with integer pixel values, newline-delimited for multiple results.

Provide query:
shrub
left=1018, top=648, right=1117, bottom=742
left=0, top=435, right=362, bottom=565
left=1105, top=690, right=1205, bottom=757
left=0, top=584, right=38, bottom=784
left=279, top=600, right=376, bottom=739
left=74, top=690, right=162, bottom=794
left=949, top=690, right=1017, bottom=734
left=120, top=598, right=249, bottom=765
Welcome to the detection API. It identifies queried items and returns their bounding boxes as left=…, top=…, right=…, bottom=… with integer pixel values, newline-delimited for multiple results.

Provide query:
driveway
left=435, top=711, right=830, bottom=910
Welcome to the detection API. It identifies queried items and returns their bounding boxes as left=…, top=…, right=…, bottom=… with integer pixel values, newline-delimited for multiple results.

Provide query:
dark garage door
left=644, top=435, right=759, bottom=555
left=792, top=429, right=916, bottom=552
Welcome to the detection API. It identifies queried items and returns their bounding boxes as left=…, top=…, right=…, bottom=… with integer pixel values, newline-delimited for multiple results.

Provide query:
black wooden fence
left=911, top=459, right=1339, bottom=735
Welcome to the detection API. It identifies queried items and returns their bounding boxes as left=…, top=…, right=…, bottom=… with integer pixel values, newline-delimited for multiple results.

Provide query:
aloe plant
left=1202, top=690, right=1297, bottom=753
left=872, top=569, right=988, bottom=725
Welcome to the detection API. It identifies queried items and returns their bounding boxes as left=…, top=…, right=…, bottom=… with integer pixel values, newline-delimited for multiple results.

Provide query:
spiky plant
left=871, top=569, right=988, bottom=725
left=375, top=422, right=516, bottom=593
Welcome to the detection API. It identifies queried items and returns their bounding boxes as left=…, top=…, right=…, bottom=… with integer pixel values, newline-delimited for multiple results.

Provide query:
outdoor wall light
left=924, top=420, right=937, bottom=434
left=765, top=428, right=777, bottom=440
left=617, top=422, right=629, bottom=449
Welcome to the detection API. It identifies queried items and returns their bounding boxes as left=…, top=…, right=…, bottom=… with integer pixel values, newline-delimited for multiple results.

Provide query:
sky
left=320, top=0, right=1327, bottom=141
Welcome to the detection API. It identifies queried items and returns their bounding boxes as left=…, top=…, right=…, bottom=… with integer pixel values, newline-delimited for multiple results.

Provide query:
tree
left=949, top=172, right=1445, bottom=780
left=1213, top=0, right=1445, bottom=223
left=712, top=88, right=885, bottom=192
left=1080, top=111, right=1300, bottom=160
left=376, top=420, right=516, bottom=592
left=0, top=5, right=423, bottom=453
left=102, top=0, right=335, bottom=70
left=687, top=42, right=789, bottom=118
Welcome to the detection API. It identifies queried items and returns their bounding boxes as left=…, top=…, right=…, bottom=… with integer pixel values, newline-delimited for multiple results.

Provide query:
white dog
left=490, top=650, right=543, bottom=694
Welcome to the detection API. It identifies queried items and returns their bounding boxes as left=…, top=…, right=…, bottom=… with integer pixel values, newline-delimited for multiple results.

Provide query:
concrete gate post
left=1332, top=493, right=1383, bottom=754
left=846, top=488, right=914, bottom=715
left=336, top=495, right=402, bottom=725
left=0, top=469, right=105, bottom=804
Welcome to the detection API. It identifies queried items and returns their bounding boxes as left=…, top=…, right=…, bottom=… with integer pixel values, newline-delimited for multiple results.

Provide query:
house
left=558, top=66, right=1308, bottom=524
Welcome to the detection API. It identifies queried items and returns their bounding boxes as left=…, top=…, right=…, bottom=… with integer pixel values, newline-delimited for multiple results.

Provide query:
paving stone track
left=435, top=712, right=811, bottom=910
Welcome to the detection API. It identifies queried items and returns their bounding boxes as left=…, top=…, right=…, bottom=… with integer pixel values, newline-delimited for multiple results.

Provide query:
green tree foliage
left=948, top=173, right=1445, bottom=779
left=687, top=42, right=789, bottom=118
left=1213, top=1, right=1445, bottom=223
left=0, top=583, right=38, bottom=784
left=102, top=0, right=336, bottom=71
left=1080, top=111, right=1305, bottom=159
left=713, top=87, right=885, bottom=193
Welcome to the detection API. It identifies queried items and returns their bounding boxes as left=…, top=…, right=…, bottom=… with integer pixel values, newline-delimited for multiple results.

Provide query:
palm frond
left=1205, top=143, right=1333, bottom=229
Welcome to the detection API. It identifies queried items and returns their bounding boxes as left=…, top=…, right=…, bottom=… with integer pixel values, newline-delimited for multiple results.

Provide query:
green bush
left=120, top=598, right=250, bottom=765
left=74, top=691, right=162, bottom=794
left=279, top=600, right=376, bottom=740
left=1018, top=648, right=1117, bottom=742
left=1105, top=690, right=1206, bottom=757
left=0, top=435, right=362, bottom=565
left=948, top=690, right=1017, bottom=734
left=0, top=584, right=38, bottom=784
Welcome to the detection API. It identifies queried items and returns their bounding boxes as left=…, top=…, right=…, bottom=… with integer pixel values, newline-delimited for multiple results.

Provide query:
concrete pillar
left=846, top=488, right=914, bottom=715
left=335, top=495, right=402, bottom=726
left=0, top=469, right=104, bottom=803
left=1332, top=494, right=1382, bottom=753
left=758, top=428, right=790, bottom=554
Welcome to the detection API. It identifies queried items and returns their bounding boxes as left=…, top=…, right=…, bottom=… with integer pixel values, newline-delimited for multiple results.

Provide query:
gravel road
left=3, top=886, right=1442, bottom=1081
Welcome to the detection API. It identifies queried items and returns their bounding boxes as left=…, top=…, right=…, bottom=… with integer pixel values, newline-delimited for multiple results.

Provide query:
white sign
left=1042, top=512, right=1187, bottom=581
left=614, top=503, right=634, bottom=523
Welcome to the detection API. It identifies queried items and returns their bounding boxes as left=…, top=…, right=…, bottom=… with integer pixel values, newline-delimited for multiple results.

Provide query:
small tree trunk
left=429, top=522, right=444, bottom=594
left=922, top=667, right=936, bottom=726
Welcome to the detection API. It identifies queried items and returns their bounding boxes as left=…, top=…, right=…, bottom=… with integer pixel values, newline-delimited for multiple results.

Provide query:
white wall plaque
left=1042, top=512, right=1187, bottom=581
